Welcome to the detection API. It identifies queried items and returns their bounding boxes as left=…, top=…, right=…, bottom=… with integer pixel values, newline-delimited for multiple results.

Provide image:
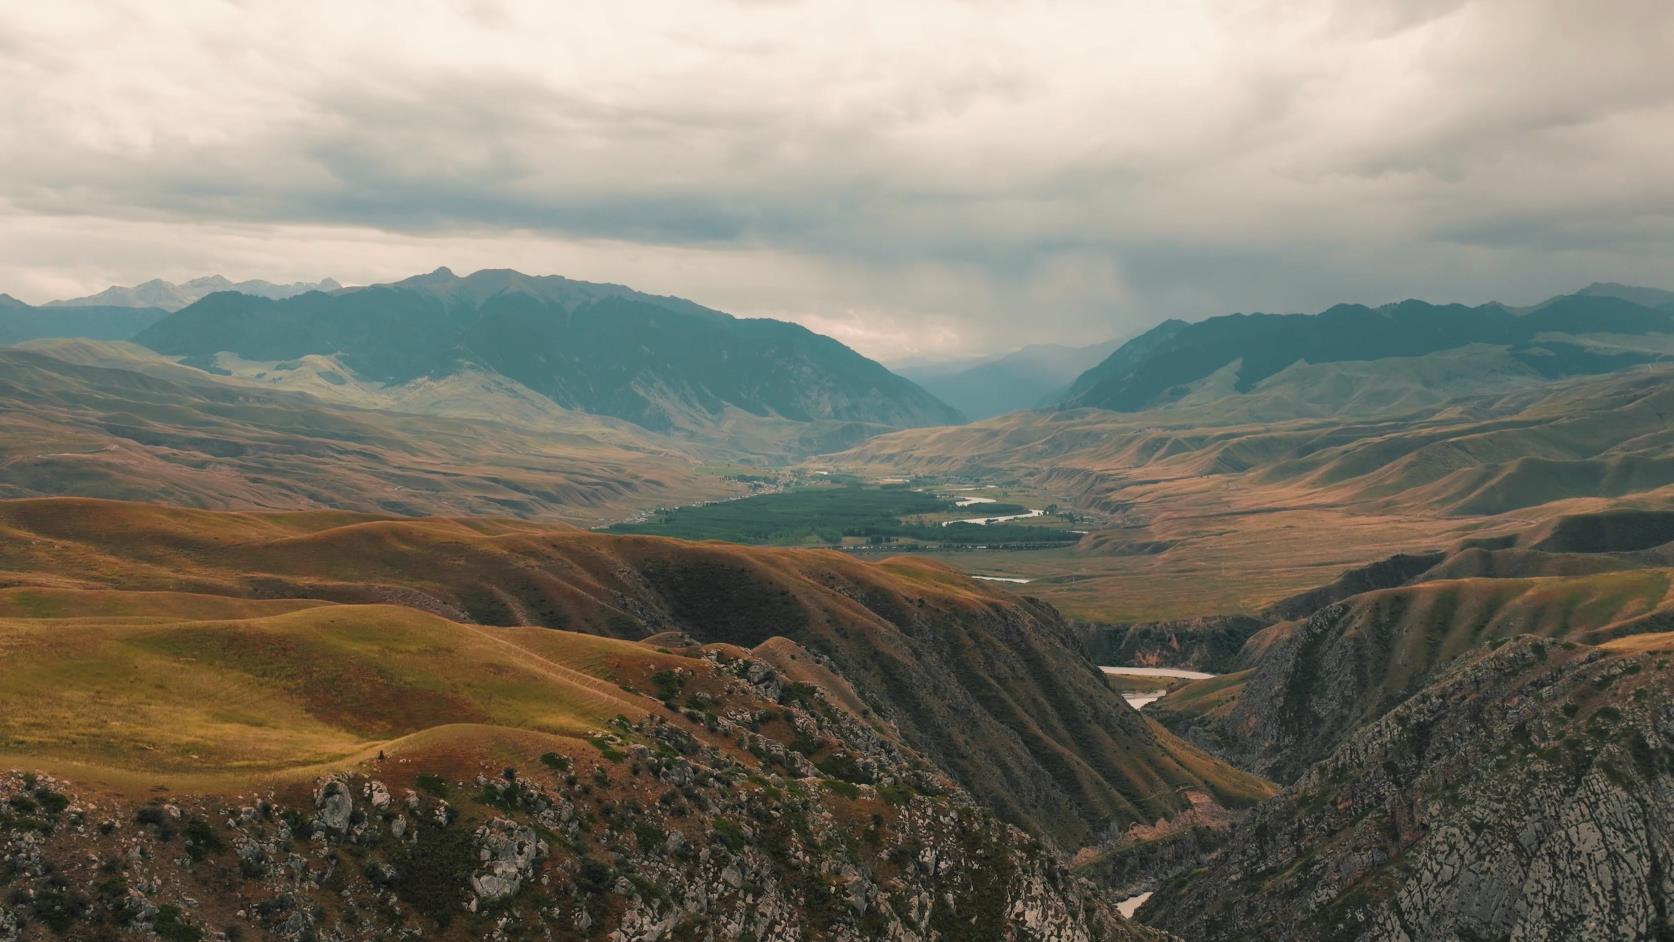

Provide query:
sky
left=2, top=0, right=1672, bottom=362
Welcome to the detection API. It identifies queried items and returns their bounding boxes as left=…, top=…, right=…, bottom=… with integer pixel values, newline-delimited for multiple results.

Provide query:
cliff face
left=1144, top=634, right=1674, bottom=941
left=1178, top=559, right=1674, bottom=784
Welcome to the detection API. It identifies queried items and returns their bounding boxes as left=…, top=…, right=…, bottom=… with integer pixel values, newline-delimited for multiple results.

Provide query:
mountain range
left=46, top=274, right=343, bottom=310
left=1057, top=290, right=1674, bottom=412
left=0, top=292, right=167, bottom=344
left=900, top=337, right=1125, bottom=419
left=133, top=267, right=964, bottom=433
left=5, top=268, right=1674, bottom=938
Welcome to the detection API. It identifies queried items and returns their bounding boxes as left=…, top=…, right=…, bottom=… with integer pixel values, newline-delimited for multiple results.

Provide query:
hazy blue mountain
left=903, top=337, right=1126, bottom=419
left=46, top=275, right=342, bottom=311
left=135, top=268, right=963, bottom=431
left=1575, top=280, right=1674, bottom=310
left=1059, top=294, right=1674, bottom=412
left=0, top=293, right=168, bottom=345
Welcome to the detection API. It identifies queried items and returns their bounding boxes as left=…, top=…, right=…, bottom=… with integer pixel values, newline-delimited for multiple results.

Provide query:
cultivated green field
left=607, top=484, right=1079, bottom=547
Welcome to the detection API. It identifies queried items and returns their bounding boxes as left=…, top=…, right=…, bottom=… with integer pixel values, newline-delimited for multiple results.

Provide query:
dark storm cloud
left=1, top=0, right=1672, bottom=358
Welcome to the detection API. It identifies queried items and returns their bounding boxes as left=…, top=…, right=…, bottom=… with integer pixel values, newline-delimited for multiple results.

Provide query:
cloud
left=1, top=0, right=1672, bottom=359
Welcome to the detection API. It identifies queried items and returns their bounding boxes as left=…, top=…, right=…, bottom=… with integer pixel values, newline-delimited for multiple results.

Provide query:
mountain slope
left=45, top=274, right=341, bottom=310
left=1144, top=632, right=1674, bottom=941
left=0, top=293, right=167, bottom=344
left=1151, top=507, right=1674, bottom=783
left=0, top=593, right=1158, bottom=940
left=134, top=268, right=963, bottom=432
left=904, top=338, right=1125, bottom=420
left=0, top=496, right=1273, bottom=849
left=0, top=348, right=734, bottom=524
left=1059, top=294, right=1673, bottom=412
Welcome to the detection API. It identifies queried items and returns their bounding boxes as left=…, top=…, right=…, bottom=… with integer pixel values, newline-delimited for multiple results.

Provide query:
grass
left=1147, top=671, right=1252, bottom=721
left=0, top=601, right=657, bottom=786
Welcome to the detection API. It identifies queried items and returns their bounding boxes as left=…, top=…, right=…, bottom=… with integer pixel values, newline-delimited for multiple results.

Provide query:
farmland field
left=606, top=484, right=1080, bottom=547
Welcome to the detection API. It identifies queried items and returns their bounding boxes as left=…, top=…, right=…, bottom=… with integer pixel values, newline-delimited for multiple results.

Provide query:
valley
left=3, top=270, right=1673, bottom=941
left=11, top=5, right=1674, bottom=937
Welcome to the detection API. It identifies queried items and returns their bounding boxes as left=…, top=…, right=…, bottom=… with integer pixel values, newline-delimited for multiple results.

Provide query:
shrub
left=822, top=779, right=861, bottom=800
left=153, top=904, right=204, bottom=942
left=392, top=827, right=476, bottom=927
left=32, top=790, right=69, bottom=816
left=415, top=773, right=449, bottom=798
left=815, top=753, right=871, bottom=784
left=709, top=819, right=747, bottom=852
left=588, top=737, right=626, bottom=763
left=183, top=819, right=224, bottom=862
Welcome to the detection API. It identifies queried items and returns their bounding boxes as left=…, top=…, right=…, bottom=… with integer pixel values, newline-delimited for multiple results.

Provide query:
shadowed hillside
left=0, top=497, right=1272, bottom=848
left=0, top=293, right=167, bottom=344
left=1151, top=508, right=1674, bottom=783
left=0, top=587, right=1162, bottom=940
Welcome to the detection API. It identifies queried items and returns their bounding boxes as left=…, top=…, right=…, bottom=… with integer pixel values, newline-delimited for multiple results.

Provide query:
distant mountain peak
left=45, top=275, right=341, bottom=311
left=1576, top=281, right=1674, bottom=308
left=401, top=266, right=458, bottom=285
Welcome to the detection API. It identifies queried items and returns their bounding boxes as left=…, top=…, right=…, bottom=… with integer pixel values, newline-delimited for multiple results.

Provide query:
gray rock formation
left=1144, top=635, right=1674, bottom=941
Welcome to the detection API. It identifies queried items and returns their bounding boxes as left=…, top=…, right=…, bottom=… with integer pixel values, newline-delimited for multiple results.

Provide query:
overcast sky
left=3, top=1, right=1672, bottom=361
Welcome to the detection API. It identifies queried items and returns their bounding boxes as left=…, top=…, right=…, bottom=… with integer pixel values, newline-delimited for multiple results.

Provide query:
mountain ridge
left=45, top=274, right=343, bottom=310
left=1056, top=288, right=1674, bottom=413
left=133, top=268, right=964, bottom=433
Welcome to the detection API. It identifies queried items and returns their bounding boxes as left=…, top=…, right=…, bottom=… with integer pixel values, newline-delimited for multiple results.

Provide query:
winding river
left=1102, top=665, right=1220, bottom=922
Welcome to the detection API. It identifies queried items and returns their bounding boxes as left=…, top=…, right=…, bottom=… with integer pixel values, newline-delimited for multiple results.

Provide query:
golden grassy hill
left=832, top=365, right=1674, bottom=620
left=0, top=496, right=1273, bottom=846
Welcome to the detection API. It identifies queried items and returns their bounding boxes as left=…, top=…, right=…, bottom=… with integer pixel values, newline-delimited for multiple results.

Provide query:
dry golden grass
left=0, top=600, right=666, bottom=792
left=835, top=367, right=1674, bottom=621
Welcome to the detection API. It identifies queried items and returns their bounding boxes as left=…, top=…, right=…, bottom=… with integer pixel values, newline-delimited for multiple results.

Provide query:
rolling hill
left=133, top=267, right=963, bottom=433
left=0, top=496, right=1272, bottom=849
left=837, top=361, right=1674, bottom=621
left=1149, top=508, right=1674, bottom=782
left=0, top=347, right=736, bottom=524
left=0, top=585, right=1162, bottom=940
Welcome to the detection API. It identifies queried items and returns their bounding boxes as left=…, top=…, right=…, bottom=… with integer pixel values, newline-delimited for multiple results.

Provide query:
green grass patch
left=588, top=736, right=626, bottom=763
left=607, top=485, right=1078, bottom=546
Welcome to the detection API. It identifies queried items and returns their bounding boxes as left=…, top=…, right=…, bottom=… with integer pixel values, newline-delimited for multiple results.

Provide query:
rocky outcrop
left=0, top=649, right=1161, bottom=941
left=1143, top=635, right=1674, bottom=941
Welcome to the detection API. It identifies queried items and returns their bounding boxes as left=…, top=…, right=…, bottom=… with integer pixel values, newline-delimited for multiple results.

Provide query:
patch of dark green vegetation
left=415, top=773, right=449, bottom=798
left=391, top=825, right=477, bottom=928
left=608, top=485, right=1076, bottom=546
left=182, top=818, right=224, bottom=862
left=589, top=736, right=626, bottom=763
left=153, top=904, right=205, bottom=942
